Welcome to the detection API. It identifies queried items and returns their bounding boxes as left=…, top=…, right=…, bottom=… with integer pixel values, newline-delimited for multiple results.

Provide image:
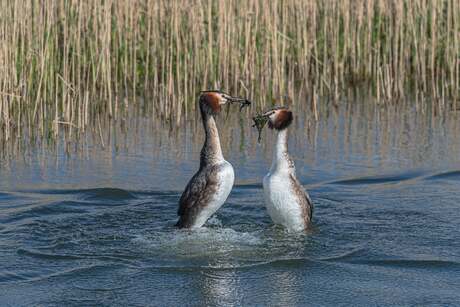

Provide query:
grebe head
left=262, top=106, right=293, bottom=130
left=199, top=90, right=251, bottom=115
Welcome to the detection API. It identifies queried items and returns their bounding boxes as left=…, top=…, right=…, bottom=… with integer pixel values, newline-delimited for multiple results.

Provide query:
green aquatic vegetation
left=252, top=114, right=269, bottom=143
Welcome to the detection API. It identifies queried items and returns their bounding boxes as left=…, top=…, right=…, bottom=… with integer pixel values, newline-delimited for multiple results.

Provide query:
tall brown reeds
left=0, top=0, right=459, bottom=143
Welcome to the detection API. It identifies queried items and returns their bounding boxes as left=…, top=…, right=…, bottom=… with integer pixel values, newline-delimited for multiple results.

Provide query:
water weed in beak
left=252, top=114, right=269, bottom=143
left=238, top=99, right=251, bottom=112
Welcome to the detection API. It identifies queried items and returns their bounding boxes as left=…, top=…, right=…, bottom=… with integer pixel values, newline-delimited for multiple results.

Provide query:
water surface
left=1, top=102, right=460, bottom=306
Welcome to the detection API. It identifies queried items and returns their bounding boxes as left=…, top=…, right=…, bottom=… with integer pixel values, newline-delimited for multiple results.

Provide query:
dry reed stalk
left=0, top=0, right=459, bottom=144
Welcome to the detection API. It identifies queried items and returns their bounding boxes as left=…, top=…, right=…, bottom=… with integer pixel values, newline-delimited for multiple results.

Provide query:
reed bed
left=1, top=0, right=459, bottom=144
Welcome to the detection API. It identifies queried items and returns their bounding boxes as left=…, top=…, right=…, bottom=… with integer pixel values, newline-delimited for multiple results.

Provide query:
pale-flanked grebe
left=255, top=106, right=313, bottom=232
left=176, top=91, right=250, bottom=229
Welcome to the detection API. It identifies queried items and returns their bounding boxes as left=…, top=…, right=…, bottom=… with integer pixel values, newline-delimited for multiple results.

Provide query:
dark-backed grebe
left=256, top=106, right=313, bottom=232
left=176, top=91, right=250, bottom=229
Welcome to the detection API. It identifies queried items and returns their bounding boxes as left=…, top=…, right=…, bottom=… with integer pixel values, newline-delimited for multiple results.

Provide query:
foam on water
left=133, top=227, right=262, bottom=254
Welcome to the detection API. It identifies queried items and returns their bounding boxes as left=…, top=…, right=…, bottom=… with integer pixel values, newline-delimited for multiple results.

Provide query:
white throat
left=270, top=129, right=291, bottom=174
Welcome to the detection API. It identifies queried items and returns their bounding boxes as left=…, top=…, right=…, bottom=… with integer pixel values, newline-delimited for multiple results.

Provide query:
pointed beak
left=260, top=111, right=272, bottom=118
left=253, top=111, right=272, bottom=122
left=224, top=94, right=252, bottom=111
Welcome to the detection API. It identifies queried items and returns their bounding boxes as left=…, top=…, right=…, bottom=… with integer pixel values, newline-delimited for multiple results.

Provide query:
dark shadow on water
left=330, top=170, right=426, bottom=186
left=425, top=170, right=460, bottom=181
left=233, top=183, right=263, bottom=189
left=80, top=188, right=136, bottom=201
left=15, top=188, right=181, bottom=199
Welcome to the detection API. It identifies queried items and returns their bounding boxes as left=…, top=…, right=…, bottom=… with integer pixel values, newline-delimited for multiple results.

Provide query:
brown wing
left=289, top=174, right=313, bottom=224
left=176, top=166, right=219, bottom=228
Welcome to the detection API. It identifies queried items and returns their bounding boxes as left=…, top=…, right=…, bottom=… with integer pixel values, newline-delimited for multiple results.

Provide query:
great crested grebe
left=176, top=90, right=250, bottom=229
left=254, top=106, right=313, bottom=232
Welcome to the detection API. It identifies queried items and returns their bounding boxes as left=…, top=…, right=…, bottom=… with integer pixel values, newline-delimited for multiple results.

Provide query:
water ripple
left=425, top=170, right=460, bottom=181
left=80, top=188, right=136, bottom=200
left=352, top=259, right=460, bottom=269
left=17, top=248, right=85, bottom=260
left=330, top=171, right=425, bottom=186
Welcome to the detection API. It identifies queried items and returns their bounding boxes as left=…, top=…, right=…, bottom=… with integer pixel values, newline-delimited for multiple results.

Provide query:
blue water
left=1, top=102, right=460, bottom=306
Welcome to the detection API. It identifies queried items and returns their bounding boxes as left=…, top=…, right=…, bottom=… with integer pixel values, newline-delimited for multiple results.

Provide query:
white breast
left=263, top=172, right=306, bottom=232
left=193, top=161, right=235, bottom=228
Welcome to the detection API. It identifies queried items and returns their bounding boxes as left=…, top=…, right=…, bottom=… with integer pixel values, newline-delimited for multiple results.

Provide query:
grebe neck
left=270, top=128, right=292, bottom=174
left=200, top=110, right=224, bottom=167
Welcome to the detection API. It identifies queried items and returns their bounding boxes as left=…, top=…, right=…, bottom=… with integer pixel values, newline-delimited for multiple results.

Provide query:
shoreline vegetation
left=1, top=0, right=459, bottom=145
